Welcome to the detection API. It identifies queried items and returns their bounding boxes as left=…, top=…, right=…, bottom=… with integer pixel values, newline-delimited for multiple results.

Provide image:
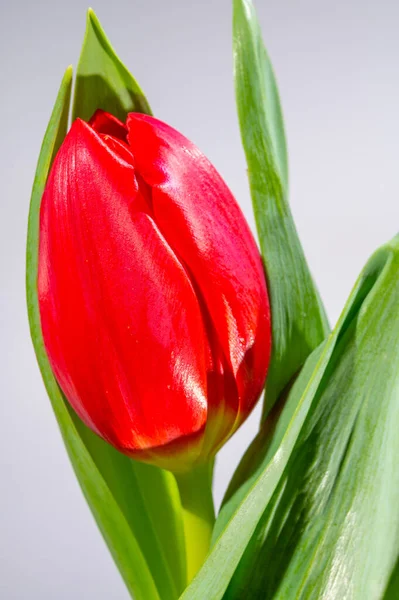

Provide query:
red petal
left=98, top=133, right=136, bottom=166
left=127, top=114, right=271, bottom=439
left=89, top=109, right=128, bottom=142
left=38, top=119, right=208, bottom=460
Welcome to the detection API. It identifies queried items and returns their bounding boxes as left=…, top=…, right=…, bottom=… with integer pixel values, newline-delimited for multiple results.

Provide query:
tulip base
left=174, top=462, right=215, bottom=584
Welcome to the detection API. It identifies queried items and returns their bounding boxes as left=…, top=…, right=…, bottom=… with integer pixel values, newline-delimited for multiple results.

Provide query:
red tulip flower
left=38, top=110, right=271, bottom=472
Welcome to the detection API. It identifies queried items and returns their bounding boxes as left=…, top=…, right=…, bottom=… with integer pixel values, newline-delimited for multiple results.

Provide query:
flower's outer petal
left=38, top=118, right=208, bottom=463
left=127, top=114, right=271, bottom=436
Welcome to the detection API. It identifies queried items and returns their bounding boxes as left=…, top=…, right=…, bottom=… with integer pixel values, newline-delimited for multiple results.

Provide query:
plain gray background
left=1, top=0, right=398, bottom=597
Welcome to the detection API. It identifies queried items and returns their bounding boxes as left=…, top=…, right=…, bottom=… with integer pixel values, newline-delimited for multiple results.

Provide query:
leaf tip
left=86, top=7, right=97, bottom=24
left=61, top=65, right=73, bottom=94
left=85, top=6, right=107, bottom=45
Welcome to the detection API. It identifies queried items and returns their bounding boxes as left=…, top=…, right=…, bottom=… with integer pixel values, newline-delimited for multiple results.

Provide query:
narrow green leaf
left=26, top=70, right=185, bottom=600
left=181, top=235, right=399, bottom=600
left=72, top=8, right=152, bottom=122
left=234, top=0, right=329, bottom=419
left=217, top=0, right=330, bottom=537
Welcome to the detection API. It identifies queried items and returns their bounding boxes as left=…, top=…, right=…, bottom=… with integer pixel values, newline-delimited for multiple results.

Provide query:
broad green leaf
left=225, top=234, right=399, bottom=598
left=72, top=9, right=152, bottom=122
left=27, top=71, right=185, bottom=599
left=234, top=0, right=329, bottom=419
left=182, top=235, right=399, bottom=600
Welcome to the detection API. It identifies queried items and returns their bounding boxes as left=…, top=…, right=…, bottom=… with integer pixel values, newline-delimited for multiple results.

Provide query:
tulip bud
left=38, top=110, right=271, bottom=472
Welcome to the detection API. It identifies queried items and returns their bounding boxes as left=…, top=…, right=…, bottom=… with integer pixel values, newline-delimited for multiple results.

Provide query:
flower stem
left=174, top=462, right=215, bottom=584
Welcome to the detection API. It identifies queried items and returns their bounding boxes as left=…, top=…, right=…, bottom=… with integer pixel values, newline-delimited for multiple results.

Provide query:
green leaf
left=181, top=234, right=399, bottom=600
left=384, top=557, right=399, bottom=599
left=224, top=234, right=399, bottom=598
left=216, top=0, right=331, bottom=538
left=214, top=342, right=325, bottom=542
left=27, top=71, right=186, bottom=600
left=72, top=8, right=152, bottom=122
left=234, top=0, right=329, bottom=419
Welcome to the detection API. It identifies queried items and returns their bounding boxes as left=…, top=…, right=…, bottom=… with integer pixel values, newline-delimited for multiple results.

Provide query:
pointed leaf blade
left=72, top=9, right=152, bottom=122
left=234, top=0, right=329, bottom=418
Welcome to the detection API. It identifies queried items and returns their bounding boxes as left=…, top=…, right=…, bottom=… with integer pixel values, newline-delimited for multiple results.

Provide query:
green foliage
left=214, top=342, right=325, bottom=542
left=215, top=0, right=331, bottom=544
left=234, top=0, right=329, bottom=419
left=182, top=235, right=399, bottom=599
left=225, top=235, right=399, bottom=598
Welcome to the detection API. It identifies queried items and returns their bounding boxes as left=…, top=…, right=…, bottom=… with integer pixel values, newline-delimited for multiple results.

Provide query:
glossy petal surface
left=127, top=114, right=271, bottom=435
left=38, top=119, right=208, bottom=455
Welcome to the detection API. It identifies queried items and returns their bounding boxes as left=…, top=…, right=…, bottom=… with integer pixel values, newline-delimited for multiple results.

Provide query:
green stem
left=174, top=462, right=215, bottom=584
